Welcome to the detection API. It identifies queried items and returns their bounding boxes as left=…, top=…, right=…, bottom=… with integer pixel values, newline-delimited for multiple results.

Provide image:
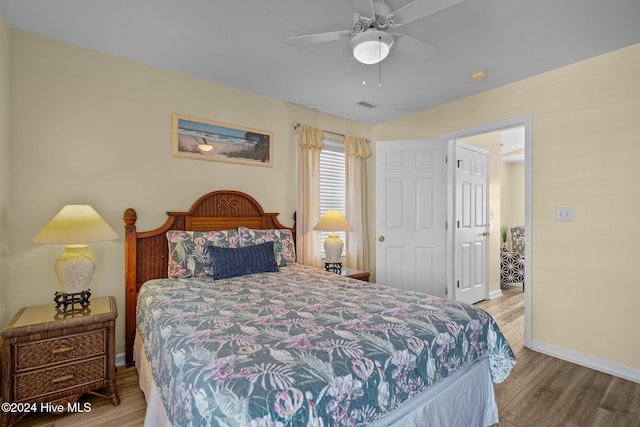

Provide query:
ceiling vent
left=356, top=100, right=379, bottom=109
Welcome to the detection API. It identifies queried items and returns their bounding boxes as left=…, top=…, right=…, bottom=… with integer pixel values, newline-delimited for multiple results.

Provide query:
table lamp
left=34, top=205, right=118, bottom=310
left=313, top=209, right=353, bottom=273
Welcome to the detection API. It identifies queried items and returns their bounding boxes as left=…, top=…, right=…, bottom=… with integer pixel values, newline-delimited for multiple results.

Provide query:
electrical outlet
left=555, top=207, right=574, bottom=222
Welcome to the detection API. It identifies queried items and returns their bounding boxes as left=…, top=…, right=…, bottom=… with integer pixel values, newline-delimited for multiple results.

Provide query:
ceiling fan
left=287, top=0, right=463, bottom=65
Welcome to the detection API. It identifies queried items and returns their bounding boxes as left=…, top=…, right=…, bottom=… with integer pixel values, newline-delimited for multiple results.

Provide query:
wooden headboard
left=123, top=190, right=294, bottom=364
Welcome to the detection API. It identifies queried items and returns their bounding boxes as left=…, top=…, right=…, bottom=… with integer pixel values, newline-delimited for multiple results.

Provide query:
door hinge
left=457, top=220, right=460, bottom=228
left=445, top=287, right=448, bottom=296
left=445, top=221, right=448, bottom=230
left=445, top=155, right=448, bottom=164
left=457, top=159, right=462, bottom=168
left=457, top=280, right=460, bottom=288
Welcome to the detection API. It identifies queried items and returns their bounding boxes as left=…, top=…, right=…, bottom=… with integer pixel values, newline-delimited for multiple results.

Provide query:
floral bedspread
left=137, top=264, right=515, bottom=427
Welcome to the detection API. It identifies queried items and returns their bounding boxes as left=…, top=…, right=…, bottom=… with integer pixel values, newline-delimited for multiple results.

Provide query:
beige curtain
left=345, top=135, right=371, bottom=270
left=296, top=125, right=324, bottom=267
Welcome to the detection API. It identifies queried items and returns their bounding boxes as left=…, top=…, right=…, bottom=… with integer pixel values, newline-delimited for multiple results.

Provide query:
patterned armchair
left=501, top=226, right=525, bottom=285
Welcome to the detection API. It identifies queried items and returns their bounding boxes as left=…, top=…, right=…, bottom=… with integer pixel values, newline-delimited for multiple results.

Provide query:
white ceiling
left=1, top=0, right=640, bottom=125
left=500, top=126, right=524, bottom=155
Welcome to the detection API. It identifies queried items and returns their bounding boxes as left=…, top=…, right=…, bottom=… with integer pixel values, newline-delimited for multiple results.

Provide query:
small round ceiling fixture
left=471, top=69, right=488, bottom=81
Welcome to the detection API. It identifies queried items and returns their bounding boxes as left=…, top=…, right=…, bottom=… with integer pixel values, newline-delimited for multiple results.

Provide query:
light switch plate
left=555, top=207, right=574, bottom=222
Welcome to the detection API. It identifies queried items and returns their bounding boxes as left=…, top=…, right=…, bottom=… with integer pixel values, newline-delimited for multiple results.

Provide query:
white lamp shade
left=34, top=205, right=118, bottom=244
left=351, top=30, right=394, bottom=65
left=313, top=210, right=353, bottom=232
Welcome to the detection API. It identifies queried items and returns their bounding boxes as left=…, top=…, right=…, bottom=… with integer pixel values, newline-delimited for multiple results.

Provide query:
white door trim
left=442, top=114, right=533, bottom=349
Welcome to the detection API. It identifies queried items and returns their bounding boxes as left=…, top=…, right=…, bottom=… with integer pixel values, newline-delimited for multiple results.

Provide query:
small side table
left=340, top=267, right=370, bottom=282
left=1, top=296, right=120, bottom=427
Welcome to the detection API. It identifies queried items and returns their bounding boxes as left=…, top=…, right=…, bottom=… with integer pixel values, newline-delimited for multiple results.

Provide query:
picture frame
left=172, top=113, right=273, bottom=167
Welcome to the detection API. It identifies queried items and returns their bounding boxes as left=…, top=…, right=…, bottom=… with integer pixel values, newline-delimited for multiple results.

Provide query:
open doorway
left=458, top=127, right=525, bottom=293
left=443, top=115, right=532, bottom=348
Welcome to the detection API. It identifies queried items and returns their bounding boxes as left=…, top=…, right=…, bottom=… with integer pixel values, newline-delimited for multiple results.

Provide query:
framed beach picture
left=172, top=114, right=273, bottom=167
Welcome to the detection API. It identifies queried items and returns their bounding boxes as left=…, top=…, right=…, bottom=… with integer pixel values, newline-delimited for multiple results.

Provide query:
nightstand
left=1, top=296, right=120, bottom=427
left=340, top=267, right=370, bottom=282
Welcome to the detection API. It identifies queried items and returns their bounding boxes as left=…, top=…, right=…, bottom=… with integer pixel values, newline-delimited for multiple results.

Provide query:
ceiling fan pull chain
left=378, top=36, right=383, bottom=87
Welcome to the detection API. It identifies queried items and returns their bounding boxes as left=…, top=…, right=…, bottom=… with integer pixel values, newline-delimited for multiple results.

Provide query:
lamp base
left=325, top=262, right=342, bottom=273
left=54, top=289, right=91, bottom=311
left=55, top=244, right=96, bottom=294
left=323, top=233, right=344, bottom=264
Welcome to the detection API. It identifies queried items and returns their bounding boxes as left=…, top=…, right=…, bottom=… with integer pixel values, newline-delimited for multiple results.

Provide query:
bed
left=124, top=190, right=515, bottom=426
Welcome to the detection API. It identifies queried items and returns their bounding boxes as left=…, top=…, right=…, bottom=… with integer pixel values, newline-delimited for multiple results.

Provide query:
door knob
left=482, top=232, right=490, bottom=237
left=378, top=236, right=385, bottom=242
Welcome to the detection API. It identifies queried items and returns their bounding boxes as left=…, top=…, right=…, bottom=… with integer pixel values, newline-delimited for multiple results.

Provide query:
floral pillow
left=237, top=226, right=296, bottom=266
left=166, top=229, right=239, bottom=278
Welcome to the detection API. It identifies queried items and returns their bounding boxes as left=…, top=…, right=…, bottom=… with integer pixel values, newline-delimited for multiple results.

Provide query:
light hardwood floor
left=11, top=286, right=640, bottom=426
left=477, top=286, right=640, bottom=427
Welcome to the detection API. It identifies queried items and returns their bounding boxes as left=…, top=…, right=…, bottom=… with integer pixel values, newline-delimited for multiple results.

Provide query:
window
left=319, top=139, right=346, bottom=256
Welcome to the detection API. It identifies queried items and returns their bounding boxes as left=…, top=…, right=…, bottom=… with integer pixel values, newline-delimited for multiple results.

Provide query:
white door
left=376, top=140, right=447, bottom=297
left=454, top=142, right=489, bottom=304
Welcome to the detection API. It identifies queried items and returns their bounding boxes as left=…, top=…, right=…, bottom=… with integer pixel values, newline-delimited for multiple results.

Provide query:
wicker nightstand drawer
left=15, top=330, right=106, bottom=371
left=1, top=297, right=120, bottom=426
left=14, top=356, right=106, bottom=401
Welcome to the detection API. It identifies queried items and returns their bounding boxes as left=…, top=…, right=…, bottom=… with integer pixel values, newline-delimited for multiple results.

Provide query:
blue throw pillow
left=208, top=241, right=279, bottom=280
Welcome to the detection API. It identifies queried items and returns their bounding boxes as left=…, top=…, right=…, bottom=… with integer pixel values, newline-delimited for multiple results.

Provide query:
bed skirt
left=135, top=331, right=499, bottom=427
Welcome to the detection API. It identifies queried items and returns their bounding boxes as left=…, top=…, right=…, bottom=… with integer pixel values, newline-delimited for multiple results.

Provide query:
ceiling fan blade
left=391, top=33, right=438, bottom=59
left=287, top=30, right=353, bottom=46
left=352, top=0, right=375, bottom=19
left=392, top=0, right=464, bottom=26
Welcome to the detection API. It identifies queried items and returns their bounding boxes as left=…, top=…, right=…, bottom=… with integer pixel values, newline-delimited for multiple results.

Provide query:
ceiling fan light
left=351, top=30, right=393, bottom=65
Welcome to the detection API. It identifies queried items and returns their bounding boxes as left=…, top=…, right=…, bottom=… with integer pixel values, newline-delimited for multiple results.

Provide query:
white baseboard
left=116, top=352, right=126, bottom=367
left=531, top=340, right=640, bottom=384
left=489, top=289, right=503, bottom=299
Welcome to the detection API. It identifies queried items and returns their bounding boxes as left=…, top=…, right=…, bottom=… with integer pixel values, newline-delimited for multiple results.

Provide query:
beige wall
left=374, top=43, right=640, bottom=370
left=502, top=161, right=525, bottom=230
left=0, top=13, right=10, bottom=328
left=6, top=30, right=372, bottom=354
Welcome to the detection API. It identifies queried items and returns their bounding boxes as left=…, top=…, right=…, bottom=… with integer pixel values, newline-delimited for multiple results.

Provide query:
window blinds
left=319, top=140, right=346, bottom=256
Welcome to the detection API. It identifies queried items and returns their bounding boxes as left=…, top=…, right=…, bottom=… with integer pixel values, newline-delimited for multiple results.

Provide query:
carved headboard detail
left=123, top=190, right=294, bottom=364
